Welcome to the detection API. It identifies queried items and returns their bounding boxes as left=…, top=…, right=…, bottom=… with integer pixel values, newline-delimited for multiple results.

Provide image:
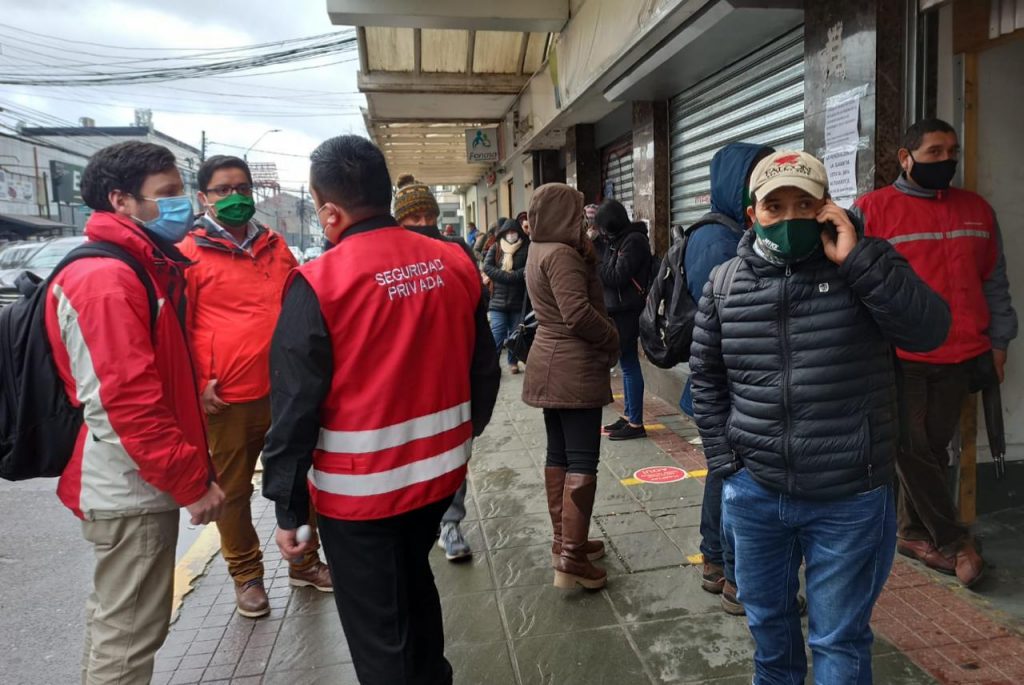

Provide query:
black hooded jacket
left=483, top=222, right=529, bottom=312
left=689, top=227, right=951, bottom=499
left=596, top=222, right=653, bottom=314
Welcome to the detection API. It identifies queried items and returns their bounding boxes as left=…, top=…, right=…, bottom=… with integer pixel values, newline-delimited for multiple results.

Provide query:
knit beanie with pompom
left=393, top=173, right=440, bottom=224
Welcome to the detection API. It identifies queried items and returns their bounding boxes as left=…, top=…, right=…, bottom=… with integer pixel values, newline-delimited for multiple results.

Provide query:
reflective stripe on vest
left=887, top=229, right=990, bottom=246
left=316, top=401, right=471, bottom=454
left=310, top=438, right=471, bottom=497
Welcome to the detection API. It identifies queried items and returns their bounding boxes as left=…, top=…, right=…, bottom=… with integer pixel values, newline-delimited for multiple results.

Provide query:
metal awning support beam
left=326, top=0, right=568, bottom=32
left=357, top=71, right=529, bottom=95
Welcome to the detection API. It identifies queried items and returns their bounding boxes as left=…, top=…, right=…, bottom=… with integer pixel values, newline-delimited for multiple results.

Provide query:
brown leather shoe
left=289, top=561, right=334, bottom=592
left=553, top=473, right=607, bottom=590
left=955, top=540, right=985, bottom=588
left=545, top=466, right=604, bottom=566
left=721, top=581, right=745, bottom=616
left=235, top=579, right=270, bottom=618
left=702, top=562, right=726, bottom=594
left=897, top=538, right=956, bottom=575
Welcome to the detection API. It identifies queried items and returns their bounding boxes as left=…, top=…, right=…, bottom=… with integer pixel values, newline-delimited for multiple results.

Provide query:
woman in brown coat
left=524, top=183, right=620, bottom=590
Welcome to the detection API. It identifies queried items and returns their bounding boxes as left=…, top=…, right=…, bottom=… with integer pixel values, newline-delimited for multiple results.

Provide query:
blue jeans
left=613, top=311, right=644, bottom=425
left=722, top=468, right=896, bottom=685
left=699, top=470, right=735, bottom=583
left=489, top=309, right=522, bottom=366
left=442, top=480, right=467, bottom=525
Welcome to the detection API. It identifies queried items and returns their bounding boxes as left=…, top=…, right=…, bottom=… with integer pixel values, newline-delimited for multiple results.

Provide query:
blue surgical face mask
left=133, top=195, right=194, bottom=243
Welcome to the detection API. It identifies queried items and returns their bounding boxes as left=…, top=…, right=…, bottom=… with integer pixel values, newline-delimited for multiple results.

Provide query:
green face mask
left=213, top=193, right=256, bottom=227
left=753, top=218, right=822, bottom=264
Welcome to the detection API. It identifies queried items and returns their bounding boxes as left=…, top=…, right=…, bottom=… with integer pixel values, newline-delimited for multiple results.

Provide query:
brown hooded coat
left=522, top=184, right=619, bottom=409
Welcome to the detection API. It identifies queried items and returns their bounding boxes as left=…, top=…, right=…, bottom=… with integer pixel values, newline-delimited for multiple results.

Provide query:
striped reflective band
left=316, top=401, right=471, bottom=454
left=888, top=229, right=989, bottom=246
left=309, top=439, right=471, bottom=497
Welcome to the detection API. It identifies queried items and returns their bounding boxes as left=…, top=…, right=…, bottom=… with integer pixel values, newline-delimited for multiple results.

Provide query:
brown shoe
left=508, top=364, right=520, bottom=375
left=702, top=562, right=726, bottom=594
left=897, top=538, right=956, bottom=575
left=955, top=540, right=985, bottom=588
left=545, top=466, right=605, bottom=566
left=235, top=579, right=270, bottom=618
left=289, top=561, right=334, bottom=592
left=721, top=581, right=745, bottom=616
left=553, top=473, right=607, bottom=590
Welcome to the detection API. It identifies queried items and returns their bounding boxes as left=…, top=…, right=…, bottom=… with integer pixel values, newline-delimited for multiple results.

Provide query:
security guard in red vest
left=262, top=135, right=501, bottom=685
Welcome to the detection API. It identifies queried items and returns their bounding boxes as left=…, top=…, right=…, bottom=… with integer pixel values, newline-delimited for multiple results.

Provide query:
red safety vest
left=298, top=223, right=482, bottom=520
left=857, top=185, right=998, bottom=364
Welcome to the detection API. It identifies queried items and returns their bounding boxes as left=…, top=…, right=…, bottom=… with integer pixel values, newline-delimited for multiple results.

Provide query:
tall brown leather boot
left=545, top=467, right=605, bottom=567
left=553, top=473, right=607, bottom=590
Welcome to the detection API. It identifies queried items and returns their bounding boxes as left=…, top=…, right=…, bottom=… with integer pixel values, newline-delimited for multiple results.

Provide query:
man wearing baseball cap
left=689, top=150, right=951, bottom=683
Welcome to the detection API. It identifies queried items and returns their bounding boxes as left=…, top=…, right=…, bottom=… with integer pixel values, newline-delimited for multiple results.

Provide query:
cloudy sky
left=0, top=0, right=366, bottom=193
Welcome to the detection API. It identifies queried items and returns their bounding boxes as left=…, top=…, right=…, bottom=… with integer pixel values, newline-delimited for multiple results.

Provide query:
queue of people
left=12, top=114, right=1012, bottom=685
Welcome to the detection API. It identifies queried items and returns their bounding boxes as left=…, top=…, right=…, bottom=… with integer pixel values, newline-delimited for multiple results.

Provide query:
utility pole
left=298, top=185, right=306, bottom=251
left=200, top=130, right=207, bottom=162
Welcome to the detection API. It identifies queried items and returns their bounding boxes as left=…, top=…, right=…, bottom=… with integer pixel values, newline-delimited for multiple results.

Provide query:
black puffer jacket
left=690, top=229, right=951, bottom=499
left=596, top=222, right=653, bottom=314
left=483, top=223, right=529, bottom=312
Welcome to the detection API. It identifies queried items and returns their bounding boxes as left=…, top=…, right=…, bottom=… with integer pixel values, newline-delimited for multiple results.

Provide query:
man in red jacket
left=180, top=155, right=330, bottom=620
left=856, top=119, right=1018, bottom=587
left=262, top=135, right=500, bottom=684
left=46, top=141, right=225, bottom=683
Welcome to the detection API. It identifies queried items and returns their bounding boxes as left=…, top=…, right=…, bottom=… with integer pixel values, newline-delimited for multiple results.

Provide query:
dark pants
left=543, top=407, right=602, bottom=475
left=318, top=497, right=454, bottom=685
left=612, top=311, right=645, bottom=425
left=896, top=359, right=971, bottom=555
left=699, top=470, right=735, bottom=583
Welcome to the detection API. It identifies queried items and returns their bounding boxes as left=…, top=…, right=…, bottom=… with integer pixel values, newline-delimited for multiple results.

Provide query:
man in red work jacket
left=855, top=119, right=1018, bottom=588
left=261, top=135, right=500, bottom=684
left=180, top=155, right=331, bottom=621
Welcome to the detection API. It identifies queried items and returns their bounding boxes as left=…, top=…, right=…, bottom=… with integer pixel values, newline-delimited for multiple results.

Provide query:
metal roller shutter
left=669, top=26, right=805, bottom=229
left=601, top=137, right=634, bottom=205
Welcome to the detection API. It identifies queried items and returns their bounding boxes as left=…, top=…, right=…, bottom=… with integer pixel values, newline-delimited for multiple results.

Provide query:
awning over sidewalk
left=0, top=213, right=74, bottom=239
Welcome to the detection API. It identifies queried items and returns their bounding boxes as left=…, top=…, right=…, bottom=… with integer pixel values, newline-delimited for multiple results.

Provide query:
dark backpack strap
left=52, top=242, right=159, bottom=333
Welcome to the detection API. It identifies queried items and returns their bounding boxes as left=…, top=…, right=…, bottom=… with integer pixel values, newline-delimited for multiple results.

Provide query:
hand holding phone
left=817, top=200, right=858, bottom=266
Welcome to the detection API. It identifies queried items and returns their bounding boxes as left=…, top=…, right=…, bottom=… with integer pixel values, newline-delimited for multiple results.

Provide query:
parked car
left=302, top=245, right=323, bottom=263
left=0, top=236, right=85, bottom=308
left=0, top=241, right=46, bottom=280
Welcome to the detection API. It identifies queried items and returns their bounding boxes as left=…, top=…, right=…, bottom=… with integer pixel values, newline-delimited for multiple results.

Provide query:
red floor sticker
left=633, top=466, right=687, bottom=483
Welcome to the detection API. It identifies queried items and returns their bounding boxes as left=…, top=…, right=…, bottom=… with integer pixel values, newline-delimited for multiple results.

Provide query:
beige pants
left=80, top=510, right=178, bottom=685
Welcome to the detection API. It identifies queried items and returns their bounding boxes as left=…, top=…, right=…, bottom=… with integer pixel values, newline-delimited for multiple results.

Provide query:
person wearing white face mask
left=482, top=218, right=531, bottom=374
left=42, top=141, right=225, bottom=684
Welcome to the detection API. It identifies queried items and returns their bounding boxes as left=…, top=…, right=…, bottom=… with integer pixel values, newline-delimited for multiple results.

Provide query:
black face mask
left=909, top=154, right=957, bottom=190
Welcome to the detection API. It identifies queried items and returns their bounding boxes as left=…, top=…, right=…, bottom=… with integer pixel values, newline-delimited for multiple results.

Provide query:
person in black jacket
left=483, top=218, right=529, bottom=373
left=690, top=151, right=950, bottom=684
left=594, top=201, right=652, bottom=440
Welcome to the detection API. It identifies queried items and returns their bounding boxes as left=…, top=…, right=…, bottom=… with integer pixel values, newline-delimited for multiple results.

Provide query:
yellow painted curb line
left=170, top=523, right=222, bottom=623
left=619, top=477, right=643, bottom=485
left=686, top=553, right=705, bottom=565
left=690, top=469, right=708, bottom=478
left=612, top=393, right=624, bottom=400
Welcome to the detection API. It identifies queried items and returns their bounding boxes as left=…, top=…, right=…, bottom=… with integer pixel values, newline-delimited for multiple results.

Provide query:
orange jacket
left=179, top=223, right=298, bottom=404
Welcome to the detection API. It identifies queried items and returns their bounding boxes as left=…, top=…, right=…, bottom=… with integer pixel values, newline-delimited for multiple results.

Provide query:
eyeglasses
left=206, top=183, right=254, bottom=197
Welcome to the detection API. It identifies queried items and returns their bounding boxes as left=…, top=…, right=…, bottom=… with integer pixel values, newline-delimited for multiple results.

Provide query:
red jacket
left=178, top=222, right=298, bottom=403
left=45, top=213, right=212, bottom=520
left=300, top=222, right=482, bottom=520
left=857, top=183, right=999, bottom=364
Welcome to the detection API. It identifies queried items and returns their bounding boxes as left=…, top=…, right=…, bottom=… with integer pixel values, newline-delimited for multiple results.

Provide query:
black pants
left=318, top=496, right=454, bottom=685
left=896, top=359, right=970, bottom=554
left=543, top=407, right=602, bottom=474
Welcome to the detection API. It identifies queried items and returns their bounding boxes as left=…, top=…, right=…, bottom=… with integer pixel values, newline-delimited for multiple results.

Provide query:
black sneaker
left=609, top=424, right=647, bottom=441
left=603, top=417, right=628, bottom=433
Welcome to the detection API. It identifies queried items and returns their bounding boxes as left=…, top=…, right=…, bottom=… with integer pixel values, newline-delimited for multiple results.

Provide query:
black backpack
left=639, top=213, right=742, bottom=369
left=0, top=243, right=157, bottom=481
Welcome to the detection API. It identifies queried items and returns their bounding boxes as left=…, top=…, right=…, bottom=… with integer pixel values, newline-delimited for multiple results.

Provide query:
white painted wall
left=977, top=36, right=1024, bottom=460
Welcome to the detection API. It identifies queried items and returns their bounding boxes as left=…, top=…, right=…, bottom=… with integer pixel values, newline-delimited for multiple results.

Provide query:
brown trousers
left=207, top=397, right=320, bottom=585
left=896, top=360, right=971, bottom=555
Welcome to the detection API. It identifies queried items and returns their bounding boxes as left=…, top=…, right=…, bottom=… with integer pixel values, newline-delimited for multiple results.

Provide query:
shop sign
left=466, top=127, right=500, bottom=163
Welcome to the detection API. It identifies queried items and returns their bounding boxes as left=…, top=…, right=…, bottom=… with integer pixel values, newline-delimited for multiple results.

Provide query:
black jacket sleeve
left=470, top=295, right=501, bottom=437
left=483, top=245, right=527, bottom=285
left=261, top=275, right=331, bottom=529
left=689, top=271, right=737, bottom=477
left=599, top=232, right=649, bottom=288
left=839, top=237, right=952, bottom=353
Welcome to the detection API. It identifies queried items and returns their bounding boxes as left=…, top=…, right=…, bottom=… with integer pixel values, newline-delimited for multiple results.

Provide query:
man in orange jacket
left=180, top=155, right=332, bottom=619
